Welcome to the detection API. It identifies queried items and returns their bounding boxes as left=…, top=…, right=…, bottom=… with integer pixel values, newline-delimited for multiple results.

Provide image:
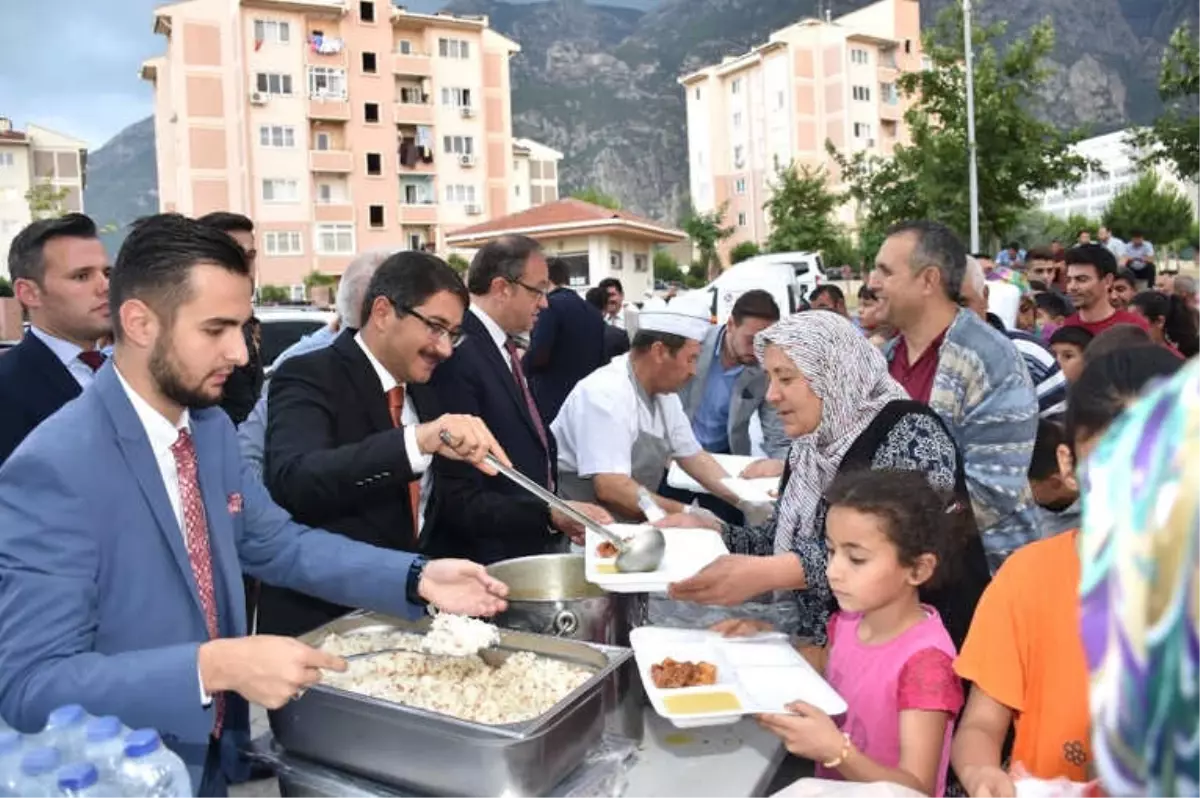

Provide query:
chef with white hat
left=550, top=301, right=743, bottom=521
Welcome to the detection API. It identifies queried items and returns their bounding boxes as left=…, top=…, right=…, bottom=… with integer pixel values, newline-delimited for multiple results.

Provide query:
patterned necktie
left=387, top=386, right=422, bottom=542
left=77, top=350, right=106, bottom=372
left=169, top=429, right=224, bottom=737
left=504, top=339, right=553, bottom=490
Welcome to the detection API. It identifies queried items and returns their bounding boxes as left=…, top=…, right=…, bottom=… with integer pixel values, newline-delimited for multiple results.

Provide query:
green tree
left=729, top=241, right=761, bottom=264
left=684, top=262, right=709, bottom=288
left=1130, top=24, right=1199, bottom=182
left=26, top=182, right=71, bottom=220
left=258, top=285, right=289, bottom=304
left=822, top=234, right=859, bottom=274
left=682, top=203, right=735, bottom=280
left=446, top=253, right=470, bottom=274
left=653, top=249, right=686, bottom=284
left=764, top=162, right=843, bottom=254
left=830, top=3, right=1095, bottom=243
left=0, top=277, right=12, bottom=298
left=1102, top=172, right=1194, bottom=249
left=303, top=270, right=337, bottom=289
left=571, top=187, right=622, bottom=210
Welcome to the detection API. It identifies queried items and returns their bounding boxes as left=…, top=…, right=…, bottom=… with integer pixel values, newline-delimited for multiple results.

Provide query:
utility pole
left=963, top=0, right=981, bottom=252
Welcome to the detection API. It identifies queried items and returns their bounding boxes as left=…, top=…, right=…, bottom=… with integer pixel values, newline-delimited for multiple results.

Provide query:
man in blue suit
left=0, top=214, right=510, bottom=796
left=0, top=213, right=112, bottom=466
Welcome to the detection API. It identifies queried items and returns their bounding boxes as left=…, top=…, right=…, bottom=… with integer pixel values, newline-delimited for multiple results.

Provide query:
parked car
left=659, top=251, right=827, bottom=325
left=255, top=306, right=336, bottom=373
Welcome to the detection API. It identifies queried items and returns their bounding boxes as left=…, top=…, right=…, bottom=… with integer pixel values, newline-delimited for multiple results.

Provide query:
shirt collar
left=29, top=325, right=85, bottom=368
left=470, top=303, right=510, bottom=353
left=354, top=331, right=397, bottom=392
left=111, top=364, right=190, bottom=458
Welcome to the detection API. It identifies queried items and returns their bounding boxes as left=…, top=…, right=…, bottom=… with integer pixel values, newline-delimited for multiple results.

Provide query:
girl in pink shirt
left=739, top=469, right=966, bottom=796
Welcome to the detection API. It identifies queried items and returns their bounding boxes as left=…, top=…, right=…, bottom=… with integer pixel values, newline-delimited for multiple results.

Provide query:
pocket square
left=227, top=493, right=244, bottom=514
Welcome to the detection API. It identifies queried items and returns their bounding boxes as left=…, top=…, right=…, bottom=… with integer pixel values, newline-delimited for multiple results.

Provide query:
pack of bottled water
left=0, top=706, right=193, bottom=797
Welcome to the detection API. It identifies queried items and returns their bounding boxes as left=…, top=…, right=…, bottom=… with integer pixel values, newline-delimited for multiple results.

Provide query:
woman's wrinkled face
left=763, top=344, right=824, bottom=437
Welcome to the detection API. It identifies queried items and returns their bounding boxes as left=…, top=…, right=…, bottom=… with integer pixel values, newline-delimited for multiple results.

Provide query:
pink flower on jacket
left=227, top=493, right=244, bottom=514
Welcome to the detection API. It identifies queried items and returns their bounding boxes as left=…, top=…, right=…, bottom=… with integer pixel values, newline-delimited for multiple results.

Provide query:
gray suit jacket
left=678, top=325, right=790, bottom=459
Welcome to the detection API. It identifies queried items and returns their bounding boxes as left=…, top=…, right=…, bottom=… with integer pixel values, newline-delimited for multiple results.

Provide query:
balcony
left=399, top=202, right=439, bottom=225
left=314, top=201, right=354, bottom=222
left=307, top=97, right=351, bottom=121
left=392, top=52, right=432, bottom=77
left=394, top=101, right=435, bottom=125
left=879, top=100, right=902, bottom=122
left=309, top=149, right=353, bottom=172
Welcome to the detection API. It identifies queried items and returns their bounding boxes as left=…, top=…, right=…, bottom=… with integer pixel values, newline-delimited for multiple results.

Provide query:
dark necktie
left=77, top=351, right=106, bottom=372
left=387, top=386, right=422, bottom=541
left=504, top=339, right=553, bottom=490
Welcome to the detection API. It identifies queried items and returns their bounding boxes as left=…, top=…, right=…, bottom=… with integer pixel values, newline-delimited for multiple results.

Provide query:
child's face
left=824, top=506, right=934, bottom=614
left=1051, top=342, right=1086, bottom=383
left=1035, top=308, right=1061, bottom=330
left=1030, top=470, right=1078, bottom=510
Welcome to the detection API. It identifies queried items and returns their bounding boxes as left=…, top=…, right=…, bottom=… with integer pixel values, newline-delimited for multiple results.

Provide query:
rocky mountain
left=86, top=0, right=1194, bottom=234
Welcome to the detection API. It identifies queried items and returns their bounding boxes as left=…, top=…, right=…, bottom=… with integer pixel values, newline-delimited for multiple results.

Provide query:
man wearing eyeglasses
left=426, top=235, right=613, bottom=564
left=259, top=251, right=512, bottom=636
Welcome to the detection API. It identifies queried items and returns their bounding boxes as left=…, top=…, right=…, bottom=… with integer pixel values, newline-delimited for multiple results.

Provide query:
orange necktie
left=387, top=386, right=422, bottom=542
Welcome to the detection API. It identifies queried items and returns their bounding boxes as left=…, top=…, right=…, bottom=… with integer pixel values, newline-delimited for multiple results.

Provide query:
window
left=262, top=179, right=299, bottom=202
left=369, top=205, right=385, bottom=227
left=359, top=1, right=375, bottom=22
left=880, top=82, right=898, bottom=104
left=732, top=111, right=742, bottom=129
left=694, top=88, right=701, bottom=100
left=852, top=85, right=871, bottom=102
left=634, top=254, right=648, bottom=272
left=733, top=145, right=745, bottom=168
left=255, top=72, right=294, bottom=96
left=263, top=231, right=303, bottom=256
left=402, top=182, right=433, bottom=204
left=442, top=135, right=474, bottom=155
left=307, top=66, right=347, bottom=99
left=399, top=86, right=425, bottom=104
left=314, top=131, right=331, bottom=150
left=316, top=182, right=343, bottom=203
left=398, top=40, right=413, bottom=55
left=735, top=178, right=746, bottom=195
left=775, top=90, right=785, bottom=110
left=850, top=48, right=869, bottom=65
left=904, top=39, right=912, bottom=54
left=253, top=20, right=290, bottom=45
left=364, top=102, right=380, bottom=123
left=438, top=38, right=470, bottom=59
left=737, top=212, right=747, bottom=227
left=362, top=52, right=377, bottom=73
left=315, top=223, right=355, bottom=255
left=365, top=152, right=382, bottom=175
left=853, top=122, right=873, bottom=139
left=610, top=251, right=623, bottom=270
left=408, top=233, right=426, bottom=251
left=258, top=125, right=295, bottom=148
left=290, top=285, right=307, bottom=302
left=444, top=184, right=477, bottom=204
left=730, top=78, right=742, bottom=95
left=0, top=152, right=15, bottom=168
left=441, top=87, right=472, bottom=108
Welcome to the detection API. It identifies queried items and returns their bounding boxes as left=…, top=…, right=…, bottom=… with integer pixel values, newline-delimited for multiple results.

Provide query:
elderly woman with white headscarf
left=664, top=311, right=991, bottom=646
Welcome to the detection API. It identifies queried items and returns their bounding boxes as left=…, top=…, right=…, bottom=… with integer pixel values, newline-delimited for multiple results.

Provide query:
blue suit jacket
left=522, top=287, right=606, bottom=427
left=0, top=363, right=423, bottom=788
left=0, top=331, right=82, bottom=467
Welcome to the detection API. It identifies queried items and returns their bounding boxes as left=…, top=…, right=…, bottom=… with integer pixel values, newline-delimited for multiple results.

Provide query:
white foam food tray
left=584, top=524, right=728, bottom=594
left=630, top=626, right=847, bottom=729
left=666, top=454, right=758, bottom=494
left=720, top=477, right=780, bottom=504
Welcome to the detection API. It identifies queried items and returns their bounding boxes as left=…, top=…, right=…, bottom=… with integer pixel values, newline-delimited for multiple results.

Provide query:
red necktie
left=504, top=339, right=553, bottom=491
left=387, top=386, right=422, bottom=541
left=77, top=351, right=106, bottom=371
left=169, top=429, right=224, bottom=737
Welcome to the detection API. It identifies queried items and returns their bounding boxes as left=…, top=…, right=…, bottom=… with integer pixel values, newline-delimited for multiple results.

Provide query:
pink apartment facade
left=680, top=0, right=923, bottom=262
left=142, top=0, right=554, bottom=293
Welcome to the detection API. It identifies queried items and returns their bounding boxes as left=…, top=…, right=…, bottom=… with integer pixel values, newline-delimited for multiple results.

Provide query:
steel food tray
left=268, top=612, right=633, bottom=797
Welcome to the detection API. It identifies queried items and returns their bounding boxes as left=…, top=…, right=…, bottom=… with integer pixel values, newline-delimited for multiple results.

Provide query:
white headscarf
left=754, top=311, right=910, bottom=552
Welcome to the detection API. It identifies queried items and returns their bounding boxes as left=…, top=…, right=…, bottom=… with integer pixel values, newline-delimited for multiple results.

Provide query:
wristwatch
left=406, top=555, right=429, bottom=607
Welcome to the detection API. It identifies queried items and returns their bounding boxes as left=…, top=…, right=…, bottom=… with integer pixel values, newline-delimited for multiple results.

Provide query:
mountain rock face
left=86, top=0, right=1193, bottom=235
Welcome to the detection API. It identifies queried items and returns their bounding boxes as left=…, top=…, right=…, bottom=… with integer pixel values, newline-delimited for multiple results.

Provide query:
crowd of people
left=0, top=209, right=1194, bottom=798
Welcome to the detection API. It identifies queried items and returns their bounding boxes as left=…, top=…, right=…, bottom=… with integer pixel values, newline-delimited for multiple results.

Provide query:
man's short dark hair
left=109, top=213, right=249, bottom=341
left=1034, top=291, right=1072, bottom=319
left=1048, top=325, right=1093, bottom=350
left=361, top=251, right=469, bottom=326
left=1025, top=246, right=1055, bottom=262
left=1113, top=268, right=1137, bottom=287
left=807, top=284, right=845, bottom=308
left=730, top=289, right=780, bottom=324
left=7, top=213, right=99, bottom=285
left=597, top=277, right=624, bottom=295
left=547, top=257, right=570, bottom=287
left=858, top=284, right=877, bottom=302
left=631, top=330, right=688, bottom=356
left=1130, top=228, right=1144, bottom=238
left=584, top=286, right=608, bottom=311
left=1029, top=419, right=1067, bottom=481
left=1006, top=241, right=1020, bottom=251
left=466, top=234, right=541, bottom=295
left=885, top=220, right=968, bottom=300
left=1065, top=243, right=1118, bottom=279
left=195, top=212, right=254, bottom=234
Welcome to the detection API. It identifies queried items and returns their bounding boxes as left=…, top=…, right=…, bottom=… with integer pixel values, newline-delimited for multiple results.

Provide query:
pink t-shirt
left=817, top=607, right=963, bottom=796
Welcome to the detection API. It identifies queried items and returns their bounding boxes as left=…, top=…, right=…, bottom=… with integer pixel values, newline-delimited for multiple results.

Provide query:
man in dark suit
left=0, top=214, right=508, bottom=796
left=262, top=252, right=510, bottom=636
left=427, top=235, right=611, bottom=564
left=0, top=214, right=111, bottom=466
left=197, top=212, right=262, bottom=426
left=523, top=257, right=606, bottom=426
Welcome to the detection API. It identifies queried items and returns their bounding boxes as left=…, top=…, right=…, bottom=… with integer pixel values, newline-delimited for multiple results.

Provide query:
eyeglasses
left=398, top=304, right=466, bottom=348
left=508, top=278, right=549, bottom=299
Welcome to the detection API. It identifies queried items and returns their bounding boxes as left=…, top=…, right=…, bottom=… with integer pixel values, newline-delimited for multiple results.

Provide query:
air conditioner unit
left=249, top=91, right=267, bottom=105
left=460, top=106, right=476, bottom=118
left=465, top=204, right=482, bottom=215
left=459, top=154, right=476, bottom=167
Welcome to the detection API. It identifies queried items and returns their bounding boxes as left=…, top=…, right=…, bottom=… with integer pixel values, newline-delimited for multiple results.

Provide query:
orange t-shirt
left=954, top=530, right=1092, bottom=782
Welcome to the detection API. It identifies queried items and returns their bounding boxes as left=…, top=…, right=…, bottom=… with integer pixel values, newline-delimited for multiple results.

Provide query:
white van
left=686, top=251, right=827, bottom=324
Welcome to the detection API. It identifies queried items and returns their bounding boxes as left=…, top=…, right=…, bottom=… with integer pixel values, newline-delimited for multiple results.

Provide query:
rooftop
left=447, top=198, right=686, bottom=247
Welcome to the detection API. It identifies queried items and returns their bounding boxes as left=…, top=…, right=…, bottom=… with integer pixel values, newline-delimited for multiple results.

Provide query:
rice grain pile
left=319, top=629, right=592, bottom=725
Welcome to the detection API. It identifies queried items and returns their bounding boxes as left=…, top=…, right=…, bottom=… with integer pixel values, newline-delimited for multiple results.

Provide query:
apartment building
left=680, top=0, right=921, bottom=260
left=511, top=137, right=563, bottom=213
left=0, top=119, right=89, bottom=279
left=143, top=0, right=558, bottom=294
left=1039, top=128, right=1200, bottom=221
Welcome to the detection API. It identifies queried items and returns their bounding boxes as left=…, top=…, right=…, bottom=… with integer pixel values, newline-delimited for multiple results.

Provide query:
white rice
left=319, top=629, right=592, bottom=725
left=419, top=613, right=501, bottom=657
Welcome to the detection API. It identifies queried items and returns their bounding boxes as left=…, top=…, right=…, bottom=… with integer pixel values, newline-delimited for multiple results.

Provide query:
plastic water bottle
left=0, top=730, right=24, bottom=797
left=636, top=485, right=667, bottom=523
left=81, top=717, right=127, bottom=783
left=56, top=763, right=117, bottom=797
left=18, top=747, right=62, bottom=796
left=41, top=705, right=89, bottom=762
left=119, top=729, right=191, bottom=798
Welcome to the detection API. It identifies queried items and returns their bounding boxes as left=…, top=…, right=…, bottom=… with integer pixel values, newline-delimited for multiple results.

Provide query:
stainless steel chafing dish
left=268, top=612, right=633, bottom=797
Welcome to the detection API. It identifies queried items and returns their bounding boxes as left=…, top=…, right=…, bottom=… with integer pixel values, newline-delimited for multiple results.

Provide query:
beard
left=149, top=335, right=223, bottom=409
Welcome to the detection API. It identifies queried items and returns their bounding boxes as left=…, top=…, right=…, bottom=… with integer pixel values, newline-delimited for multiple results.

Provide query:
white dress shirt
left=29, top=326, right=102, bottom=389
left=353, top=333, right=433, bottom=531
left=469, top=304, right=512, bottom=370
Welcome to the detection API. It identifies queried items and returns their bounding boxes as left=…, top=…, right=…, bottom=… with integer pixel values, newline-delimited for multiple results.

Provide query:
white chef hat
left=635, top=298, right=712, bottom=342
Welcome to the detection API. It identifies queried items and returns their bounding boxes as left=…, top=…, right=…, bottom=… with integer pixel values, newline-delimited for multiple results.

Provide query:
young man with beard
left=1062, top=244, right=1150, bottom=337
left=0, top=214, right=111, bottom=466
